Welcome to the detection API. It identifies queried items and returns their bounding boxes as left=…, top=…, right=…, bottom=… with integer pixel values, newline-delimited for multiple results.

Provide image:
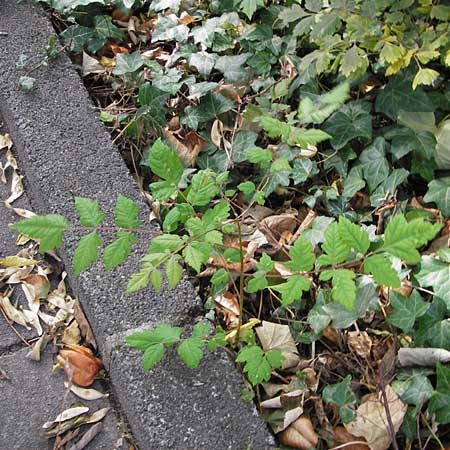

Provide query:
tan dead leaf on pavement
left=279, top=416, right=318, bottom=450
left=74, top=301, right=97, bottom=349
left=64, top=381, right=109, bottom=401
left=5, top=171, right=24, bottom=206
left=57, top=344, right=103, bottom=387
left=214, top=291, right=239, bottom=329
left=3, top=265, right=34, bottom=283
left=0, top=291, right=30, bottom=328
left=42, top=406, right=90, bottom=429
left=28, top=333, right=51, bottom=361
left=0, top=255, right=37, bottom=267
left=256, top=321, right=300, bottom=370
left=345, top=385, right=407, bottom=450
left=348, top=331, right=372, bottom=358
left=63, top=320, right=82, bottom=345
left=398, top=347, right=450, bottom=367
left=0, top=133, right=12, bottom=150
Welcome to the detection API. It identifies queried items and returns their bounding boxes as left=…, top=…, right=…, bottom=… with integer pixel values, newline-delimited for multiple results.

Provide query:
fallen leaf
left=398, top=347, right=450, bottom=367
left=43, top=406, right=90, bottom=429
left=74, top=301, right=97, bottom=349
left=0, top=133, right=12, bottom=150
left=0, top=292, right=30, bottom=328
left=0, top=256, right=37, bottom=267
left=67, top=422, right=103, bottom=450
left=347, top=331, right=372, bottom=358
left=82, top=52, right=106, bottom=76
left=333, top=426, right=369, bottom=449
left=57, top=345, right=103, bottom=387
left=345, top=385, right=407, bottom=450
left=63, top=320, right=81, bottom=345
left=162, top=128, right=207, bottom=166
left=64, top=382, right=109, bottom=400
left=179, top=11, right=196, bottom=25
left=279, top=416, right=318, bottom=449
left=256, top=321, right=300, bottom=370
left=28, top=333, right=51, bottom=361
left=214, top=291, right=239, bottom=329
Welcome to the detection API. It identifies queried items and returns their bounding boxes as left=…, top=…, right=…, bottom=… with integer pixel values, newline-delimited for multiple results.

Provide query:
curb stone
left=0, top=2, right=276, bottom=449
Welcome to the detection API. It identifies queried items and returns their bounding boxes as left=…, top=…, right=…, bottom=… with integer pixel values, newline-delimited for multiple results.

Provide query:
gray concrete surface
left=0, top=348, right=124, bottom=450
left=0, top=1, right=275, bottom=449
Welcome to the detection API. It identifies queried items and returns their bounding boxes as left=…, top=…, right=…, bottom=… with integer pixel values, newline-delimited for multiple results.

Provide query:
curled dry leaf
left=279, top=416, right=318, bottom=450
left=62, top=320, right=82, bottom=346
left=162, top=128, right=207, bottom=166
left=64, top=382, right=108, bottom=401
left=43, top=406, right=90, bottom=429
left=67, top=422, right=103, bottom=450
left=333, top=426, right=369, bottom=450
left=256, top=321, right=300, bottom=370
left=347, top=331, right=372, bottom=358
left=214, top=291, right=239, bottom=329
left=57, top=345, right=103, bottom=387
left=398, top=347, right=450, bottom=367
left=345, top=385, right=407, bottom=450
left=28, top=333, right=51, bottom=361
left=0, top=133, right=13, bottom=150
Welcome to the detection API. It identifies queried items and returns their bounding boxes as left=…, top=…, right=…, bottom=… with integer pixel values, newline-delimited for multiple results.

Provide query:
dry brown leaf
left=43, top=406, right=90, bottom=429
left=63, top=320, right=82, bottom=345
left=0, top=256, right=37, bottom=267
left=67, top=422, right=103, bottom=450
left=256, top=321, right=300, bottom=370
left=214, top=291, right=239, bottom=329
left=162, top=129, right=207, bottom=166
left=57, top=345, right=103, bottom=387
left=28, top=333, right=51, bottom=361
left=74, top=301, right=97, bottom=349
left=0, top=292, right=30, bottom=328
left=0, top=133, right=12, bottom=150
left=348, top=331, right=372, bottom=358
left=333, top=426, right=370, bottom=449
left=345, top=385, right=407, bottom=450
left=279, top=416, right=318, bottom=449
left=82, top=52, right=106, bottom=76
left=64, top=382, right=108, bottom=401
left=179, top=11, right=196, bottom=25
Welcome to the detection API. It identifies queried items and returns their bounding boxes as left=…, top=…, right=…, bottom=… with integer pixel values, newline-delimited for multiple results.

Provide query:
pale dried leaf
left=345, top=385, right=407, bottom=450
left=64, top=382, right=109, bottom=400
left=256, top=321, right=300, bottom=369
left=0, top=133, right=12, bottom=150
left=43, top=407, right=90, bottom=429
left=82, top=52, right=106, bottom=76
left=63, top=321, right=82, bottom=346
left=214, top=291, right=239, bottom=329
left=348, top=331, right=372, bottom=358
left=398, top=347, right=450, bottom=367
left=67, top=422, right=103, bottom=450
left=0, top=256, right=37, bottom=267
left=5, top=171, right=24, bottom=206
left=27, top=333, right=50, bottom=361
left=0, top=293, right=30, bottom=328
left=279, top=416, right=318, bottom=449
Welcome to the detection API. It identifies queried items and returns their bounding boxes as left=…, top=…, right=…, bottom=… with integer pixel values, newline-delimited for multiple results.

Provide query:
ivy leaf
left=322, top=375, right=356, bottom=423
left=142, top=343, right=165, bottom=371
left=125, top=324, right=182, bottom=349
left=272, top=275, right=310, bottom=306
left=359, top=137, right=390, bottom=193
left=177, top=337, right=205, bottom=369
left=286, top=237, right=315, bottom=272
left=186, top=169, right=219, bottom=206
left=182, top=241, right=212, bottom=273
left=165, top=255, right=183, bottom=288
left=291, top=159, right=319, bottom=184
left=387, top=290, right=430, bottom=332
left=323, top=101, right=372, bottom=150
left=189, top=51, right=216, bottom=78
left=337, top=216, right=370, bottom=254
left=415, top=255, right=450, bottom=309
left=424, top=178, right=450, bottom=217
left=392, top=371, right=434, bottom=406
left=363, top=254, right=400, bottom=288
left=375, top=72, right=435, bottom=120
left=60, top=25, right=94, bottom=52
left=237, top=0, right=265, bottom=19
left=215, top=54, right=249, bottom=83
left=137, top=83, right=168, bottom=131
left=9, top=215, right=68, bottom=253
left=236, top=345, right=283, bottom=386
left=75, top=197, right=105, bottom=227
left=114, top=194, right=142, bottom=228
left=103, top=232, right=137, bottom=270
left=73, top=231, right=102, bottom=275
left=113, top=51, right=143, bottom=75
left=318, top=222, right=349, bottom=266
left=145, top=138, right=184, bottom=184
left=94, top=15, right=123, bottom=39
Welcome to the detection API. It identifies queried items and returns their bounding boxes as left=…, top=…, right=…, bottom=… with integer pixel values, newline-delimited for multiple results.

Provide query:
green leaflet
left=73, top=231, right=102, bottom=275
left=103, top=232, right=137, bottom=270
left=75, top=197, right=104, bottom=227
left=114, top=194, right=142, bottom=228
left=286, top=237, right=315, bottom=272
left=363, top=254, right=400, bottom=288
left=318, top=222, right=349, bottom=266
left=337, top=216, right=370, bottom=254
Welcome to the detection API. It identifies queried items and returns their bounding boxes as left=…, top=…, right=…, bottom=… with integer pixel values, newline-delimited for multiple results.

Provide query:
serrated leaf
left=363, top=254, right=400, bottom=288
left=424, top=178, right=450, bottom=217
left=126, top=265, right=152, bottom=293
left=330, top=269, right=356, bottom=311
left=75, top=197, right=105, bottom=227
left=286, top=237, right=315, bottom=272
left=387, top=290, right=429, bottom=332
left=186, top=169, right=219, bottom=206
left=150, top=268, right=163, bottom=292
left=337, top=216, right=370, bottom=254
left=165, top=256, right=183, bottom=288
left=10, top=215, right=68, bottom=253
left=145, top=138, right=184, bottom=183
left=177, top=337, right=205, bottom=368
left=182, top=241, right=211, bottom=273
left=125, top=324, right=182, bottom=348
left=260, top=117, right=291, bottom=140
left=287, top=127, right=331, bottom=147
left=247, top=273, right=268, bottom=293
left=271, top=275, right=310, bottom=306
left=318, top=222, right=349, bottom=266
left=103, top=232, right=137, bottom=270
left=73, top=231, right=102, bottom=275
left=142, top=343, right=165, bottom=371
left=114, top=194, right=142, bottom=228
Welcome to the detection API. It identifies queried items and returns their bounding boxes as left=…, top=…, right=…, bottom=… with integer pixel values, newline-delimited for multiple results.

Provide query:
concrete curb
left=0, top=2, right=275, bottom=449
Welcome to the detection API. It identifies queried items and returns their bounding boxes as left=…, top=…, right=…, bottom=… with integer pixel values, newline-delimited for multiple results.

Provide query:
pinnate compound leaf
left=145, top=138, right=184, bottom=183
left=73, top=231, right=102, bottom=275
left=272, top=275, right=310, bottom=306
left=363, top=254, right=400, bottom=288
left=10, top=215, right=68, bottom=253
left=260, top=116, right=291, bottom=140
left=387, top=290, right=429, bottom=332
left=177, top=337, right=205, bottom=369
left=103, top=232, right=137, bottom=269
left=75, top=197, right=105, bottom=227
left=114, top=194, right=142, bottom=228
left=142, top=343, right=165, bottom=371
left=125, top=324, right=182, bottom=349
left=337, top=216, right=369, bottom=254
left=182, top=241, right=211, bottom=273
left=165, top=255, right=183, bottom=288
left=330, top=269, right=356, bottom=311
left=126, top=265, right=152, bottom=293
left=318, top=222, right=349, bottom=266
left=150, top=268, right=163, bottom=293
left=186, top=169, right=219, bottom=206
left=286, top=237, right=315, bottom=272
